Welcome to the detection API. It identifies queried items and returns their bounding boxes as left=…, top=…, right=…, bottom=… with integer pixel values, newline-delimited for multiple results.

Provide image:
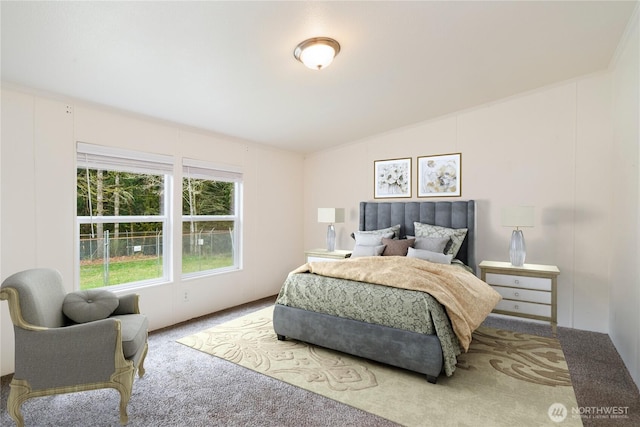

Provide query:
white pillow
left=354, top=231, right=394, bottom=246
left=407, top=247, right=453, bottom=264
left=352, top=244, right=386, bottom=258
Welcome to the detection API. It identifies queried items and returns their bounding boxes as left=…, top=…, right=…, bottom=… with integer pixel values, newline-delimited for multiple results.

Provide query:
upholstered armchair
left=0, top=268, right=149, bottom=426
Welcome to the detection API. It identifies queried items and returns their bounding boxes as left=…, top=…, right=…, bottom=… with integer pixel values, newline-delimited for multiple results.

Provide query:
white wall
left=0, top=87, right=305, bottom=376
left=610, top=7, right=640, bottom=387
left=304, top=74, right=613, bottom=334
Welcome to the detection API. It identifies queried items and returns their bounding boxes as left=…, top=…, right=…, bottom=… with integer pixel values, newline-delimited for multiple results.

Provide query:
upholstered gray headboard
left=359, top=200, right=476, bottom=271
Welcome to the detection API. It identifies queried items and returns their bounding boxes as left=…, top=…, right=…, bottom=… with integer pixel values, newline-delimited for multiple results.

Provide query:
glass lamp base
left=509, top=229, right=526, bottom=266
left=326, top=224, right=336, bottom=252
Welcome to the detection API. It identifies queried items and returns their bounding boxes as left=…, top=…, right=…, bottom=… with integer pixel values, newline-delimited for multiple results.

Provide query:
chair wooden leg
left=118, top=389, right=130, bottom=425
left=7, top=379, right=31, bottom=427
left=111, top=380, right=132, bottom=425
left=137, top=342, right=149, bottom=378
left=110, top=364, right=135, bottom=425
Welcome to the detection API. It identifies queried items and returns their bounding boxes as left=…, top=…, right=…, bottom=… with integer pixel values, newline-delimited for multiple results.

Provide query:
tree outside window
left=77, top=168, right=168, bottom=289
left=182, top=162, right=242, bottom=276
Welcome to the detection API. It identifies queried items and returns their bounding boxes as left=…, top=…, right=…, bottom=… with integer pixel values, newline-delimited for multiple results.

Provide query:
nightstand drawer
left=495, top=300, right=551, bottom=318
left=492, top=286, right=551, bottom=304
left=485, top=273, right=551, bottom=291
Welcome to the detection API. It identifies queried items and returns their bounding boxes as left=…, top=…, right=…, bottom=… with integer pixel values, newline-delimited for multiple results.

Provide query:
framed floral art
left=374, top=158, right=411, bottom=199
left=417, top=153, right=461, bottom=197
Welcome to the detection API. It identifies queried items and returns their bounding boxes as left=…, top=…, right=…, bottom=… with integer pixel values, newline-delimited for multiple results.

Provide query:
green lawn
left=80, top=254, right=233, bottom=289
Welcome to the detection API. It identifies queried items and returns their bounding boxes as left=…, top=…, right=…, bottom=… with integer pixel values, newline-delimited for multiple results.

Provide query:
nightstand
left=305, top=248, right=352, bottom=262
left=479, top=260, right=560, bottom=334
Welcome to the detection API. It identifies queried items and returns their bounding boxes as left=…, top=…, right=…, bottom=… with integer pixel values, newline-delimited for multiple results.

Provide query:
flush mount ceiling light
left=293, top=37, right=341, bottom=70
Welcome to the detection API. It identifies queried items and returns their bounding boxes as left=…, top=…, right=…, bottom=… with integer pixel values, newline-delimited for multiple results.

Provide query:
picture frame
left=417, top=153, right=461, bottom=198
left=374, top=158, right=412, bottom=199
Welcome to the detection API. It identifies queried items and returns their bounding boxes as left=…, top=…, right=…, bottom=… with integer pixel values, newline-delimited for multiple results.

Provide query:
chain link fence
left=80, top=230, right=163, bottom=261
left=80, top=229, right=234, bottom=287
left=80, top=229, right=234, bottom=261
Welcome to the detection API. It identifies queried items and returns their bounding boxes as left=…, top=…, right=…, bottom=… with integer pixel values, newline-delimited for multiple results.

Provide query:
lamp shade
left=318, top=208, right=345, bottom=224
left=501, top=206, right=534, bottom=228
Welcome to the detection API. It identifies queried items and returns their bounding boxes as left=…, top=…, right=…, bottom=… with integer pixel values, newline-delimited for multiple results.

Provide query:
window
left=182, top=159, right=242, bottom=277
left=76, top=143, right=173, bottom=290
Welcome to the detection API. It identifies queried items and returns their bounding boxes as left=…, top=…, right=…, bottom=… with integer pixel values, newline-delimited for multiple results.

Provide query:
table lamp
left=501, top=206, right=534, bottom=266
left=318, top=208, right=345, bottom=252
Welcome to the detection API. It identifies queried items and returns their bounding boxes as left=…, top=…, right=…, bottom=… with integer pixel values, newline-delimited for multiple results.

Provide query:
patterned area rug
left=178, top=306, right=582, bottom=426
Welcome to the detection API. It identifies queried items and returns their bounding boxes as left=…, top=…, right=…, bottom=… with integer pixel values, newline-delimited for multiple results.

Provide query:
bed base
left=273, top=304, right=443, bottom=383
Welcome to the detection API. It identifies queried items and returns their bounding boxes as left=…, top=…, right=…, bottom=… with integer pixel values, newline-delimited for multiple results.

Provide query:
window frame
left=76, top=142, right=174, bottom=291
left=75, top=145, right=244, bottom=290
left=181, top=158, right=243, bottom=279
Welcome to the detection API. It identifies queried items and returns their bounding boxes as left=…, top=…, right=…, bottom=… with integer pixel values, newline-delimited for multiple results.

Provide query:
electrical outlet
left=183, top=291, right=189, bottom=302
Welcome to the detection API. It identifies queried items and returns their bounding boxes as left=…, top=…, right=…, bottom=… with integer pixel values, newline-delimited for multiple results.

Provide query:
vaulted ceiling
left=1, top=1, right=637, bottom=153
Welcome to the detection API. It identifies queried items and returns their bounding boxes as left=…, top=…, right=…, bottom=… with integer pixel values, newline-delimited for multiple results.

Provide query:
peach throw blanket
left=291, top=256, right=501, bottom=351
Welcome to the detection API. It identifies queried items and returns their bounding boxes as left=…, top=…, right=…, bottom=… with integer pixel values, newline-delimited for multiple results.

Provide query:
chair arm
left=0, top=287, right=47, bottom=331
left=112, top=293, right=140, bottom=315
left=13, top=318, right=124, bottom=390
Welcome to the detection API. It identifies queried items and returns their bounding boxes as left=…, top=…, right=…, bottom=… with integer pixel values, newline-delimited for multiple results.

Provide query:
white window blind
left=182, top=158, right=242, bottom=183
left=77, top=142, right=173, bottom=175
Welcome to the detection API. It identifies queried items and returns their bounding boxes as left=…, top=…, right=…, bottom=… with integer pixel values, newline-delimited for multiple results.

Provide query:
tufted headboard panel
left=359, top=200, right=476, bottom=271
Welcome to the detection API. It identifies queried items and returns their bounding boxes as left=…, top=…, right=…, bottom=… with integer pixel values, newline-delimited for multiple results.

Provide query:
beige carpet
left=178, top=306, right=582, bottom=426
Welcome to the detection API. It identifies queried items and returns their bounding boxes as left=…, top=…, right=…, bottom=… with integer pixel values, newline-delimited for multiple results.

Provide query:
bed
left=272, top=200, right=499, bottom=383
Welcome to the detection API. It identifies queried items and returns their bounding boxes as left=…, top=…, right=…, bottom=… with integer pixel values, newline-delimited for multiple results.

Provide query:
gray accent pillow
left=63, top=290, right=119, bottom=324
left=407, top=247, right=453, bottom=264
left=351, top=244, right=386, bottom=258
left=354, top=224, right=401, bottom=240
left=354, top=231, right=394, bottom=246
left=382, top=238, right=415, bottom=256
left=413, top=222, right=468, bottom=258
left=414, top=236, right=450, bottom=253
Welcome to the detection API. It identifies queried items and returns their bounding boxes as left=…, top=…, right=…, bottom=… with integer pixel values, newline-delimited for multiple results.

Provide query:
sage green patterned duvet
left=275, top=272, right=463, bottom=376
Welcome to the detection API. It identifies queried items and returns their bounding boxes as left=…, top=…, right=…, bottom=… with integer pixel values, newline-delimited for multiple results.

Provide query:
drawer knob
left=514, top=292, right=520, bottom=297
left=514, top=304, right=520, bottom=310
left=514, top=279, right=520, bottom=285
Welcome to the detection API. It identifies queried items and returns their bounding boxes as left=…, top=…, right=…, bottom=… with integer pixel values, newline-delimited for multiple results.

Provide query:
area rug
left=177, top=306, right=582, bottom=426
